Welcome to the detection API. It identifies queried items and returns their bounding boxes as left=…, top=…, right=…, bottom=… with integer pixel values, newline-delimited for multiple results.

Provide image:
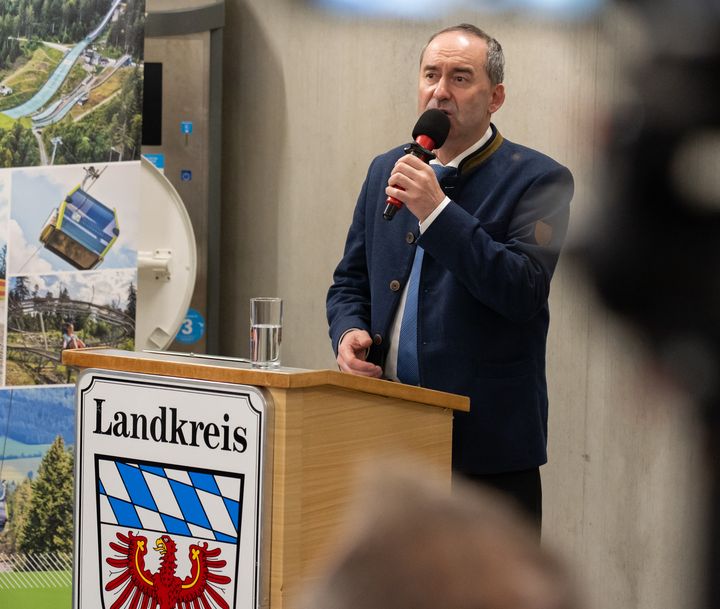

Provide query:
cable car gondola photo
left=38, top=167, right=120, bottom=271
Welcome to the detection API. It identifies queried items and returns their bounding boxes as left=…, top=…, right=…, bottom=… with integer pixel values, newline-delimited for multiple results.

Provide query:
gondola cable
left=52, top=136, right=81, bottom=166
left=16, top=244, right=45, bottom=275
left=81, top=165, right=107, bottom=191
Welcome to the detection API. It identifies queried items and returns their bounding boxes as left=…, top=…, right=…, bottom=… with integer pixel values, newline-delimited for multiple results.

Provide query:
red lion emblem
left=105, top=530, right=232, bottom=609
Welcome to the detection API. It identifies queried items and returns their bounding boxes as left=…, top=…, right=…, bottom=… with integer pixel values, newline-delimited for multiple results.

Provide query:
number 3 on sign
left=175, top=308, right=205, bottom=344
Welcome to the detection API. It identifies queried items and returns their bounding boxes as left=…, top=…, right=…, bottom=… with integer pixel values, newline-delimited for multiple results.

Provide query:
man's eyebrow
left=451, top=66, right=475, bottom=75
left=421, top=63, right=476, bottom=75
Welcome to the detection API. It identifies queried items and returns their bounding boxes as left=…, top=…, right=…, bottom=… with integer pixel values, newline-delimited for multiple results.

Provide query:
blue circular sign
left=175, top=308, right=205, bottom=344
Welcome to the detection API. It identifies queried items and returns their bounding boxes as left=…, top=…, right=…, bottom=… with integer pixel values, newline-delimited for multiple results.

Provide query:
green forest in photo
left=0, top=437, right=74, bottom=554
left=0, top=0, right=145, bottom=167
left=0, top=437, right=74, bottom=609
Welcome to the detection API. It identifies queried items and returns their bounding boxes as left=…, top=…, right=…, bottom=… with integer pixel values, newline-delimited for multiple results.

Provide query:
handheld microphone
left=383, top=109, right=451, bottom=221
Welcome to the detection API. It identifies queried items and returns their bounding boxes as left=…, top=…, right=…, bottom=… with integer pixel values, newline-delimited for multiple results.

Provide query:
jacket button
left=373, top=334, right=383, bottom=346
left=389, top=280, right=400, bottom=291
left=405, top=232, right=416, bottom=244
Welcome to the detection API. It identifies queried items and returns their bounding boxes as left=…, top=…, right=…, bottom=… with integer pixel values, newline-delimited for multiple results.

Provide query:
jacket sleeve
left=326, top=169, right=374, bottom=355
left=418, top=164, right=573, bottom=322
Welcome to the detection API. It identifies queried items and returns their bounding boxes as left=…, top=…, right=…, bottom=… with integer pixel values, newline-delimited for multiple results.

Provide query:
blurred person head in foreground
left=298, top=464, right=578, bottom=609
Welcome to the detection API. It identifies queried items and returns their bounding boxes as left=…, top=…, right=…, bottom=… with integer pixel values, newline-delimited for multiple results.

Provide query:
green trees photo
left=42, top=66, right=143, bottom=164
left=0, top=122, right=40, bottom=167
left=0, top=478, right=34, bottom=552
left=1, top=1, right=122, bottom=49
left=0, top=0, right=145, bottom=167
left=0, top=436, right=74, bottom=554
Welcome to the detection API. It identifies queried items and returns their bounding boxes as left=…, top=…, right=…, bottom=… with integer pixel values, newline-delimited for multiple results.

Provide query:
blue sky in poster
left=0, top=385, right=75, bottom=447
left=0, top=385, right=74, bottom=486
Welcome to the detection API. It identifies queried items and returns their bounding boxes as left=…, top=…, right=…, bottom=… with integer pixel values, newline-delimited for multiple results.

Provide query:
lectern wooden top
left=63, top=348, right=470, bottom=411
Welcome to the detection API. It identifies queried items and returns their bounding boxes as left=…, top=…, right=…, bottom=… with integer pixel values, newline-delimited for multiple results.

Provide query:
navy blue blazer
left=327, top=126, right=573, bottom=474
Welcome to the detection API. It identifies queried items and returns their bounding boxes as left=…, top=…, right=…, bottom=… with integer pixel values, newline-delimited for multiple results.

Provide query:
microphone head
left=412, top=109, right=451, bottom=149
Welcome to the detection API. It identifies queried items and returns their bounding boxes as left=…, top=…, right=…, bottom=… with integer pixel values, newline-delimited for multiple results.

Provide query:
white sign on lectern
left=73, top=369, right=270, bottom=609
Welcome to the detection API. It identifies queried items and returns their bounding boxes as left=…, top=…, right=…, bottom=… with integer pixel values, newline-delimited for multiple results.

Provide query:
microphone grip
left=383, top=135, right=437, bottom=221
left=383, top=197, right=402, bottom=220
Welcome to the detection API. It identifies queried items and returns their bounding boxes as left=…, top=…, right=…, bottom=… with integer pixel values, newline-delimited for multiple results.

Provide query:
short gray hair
left=421, top=23, right=505, bottom=86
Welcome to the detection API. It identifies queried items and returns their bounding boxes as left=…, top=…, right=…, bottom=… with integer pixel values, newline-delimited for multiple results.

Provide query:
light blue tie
left=396, top=163, right=455, bottom=386
left=396, top=246, right=424, bottom=385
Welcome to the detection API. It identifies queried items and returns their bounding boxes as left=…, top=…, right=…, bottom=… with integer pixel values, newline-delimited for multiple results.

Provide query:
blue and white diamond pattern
left=97, top=457, right=243, bottom=543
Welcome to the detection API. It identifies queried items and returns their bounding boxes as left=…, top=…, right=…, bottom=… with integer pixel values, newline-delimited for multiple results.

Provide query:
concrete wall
left=219, top=2, right=707, bottom=608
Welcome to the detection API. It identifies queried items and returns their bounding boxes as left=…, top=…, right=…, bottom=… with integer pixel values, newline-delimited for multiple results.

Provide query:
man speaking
left=326, top=24, right=573, bottom=528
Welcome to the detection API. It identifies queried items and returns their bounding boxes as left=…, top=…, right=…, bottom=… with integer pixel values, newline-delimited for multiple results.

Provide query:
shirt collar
left=429, top=125, right=494, bottom=169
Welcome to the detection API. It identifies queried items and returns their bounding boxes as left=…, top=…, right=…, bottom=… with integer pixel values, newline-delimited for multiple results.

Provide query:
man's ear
left=489, top=83, right=505, bottom=114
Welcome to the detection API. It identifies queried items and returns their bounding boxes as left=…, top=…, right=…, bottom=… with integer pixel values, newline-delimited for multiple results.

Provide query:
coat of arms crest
left=97, top=456, right=242, bottom=609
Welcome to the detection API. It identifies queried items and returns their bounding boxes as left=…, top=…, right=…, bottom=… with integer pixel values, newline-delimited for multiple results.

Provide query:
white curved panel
left=135, top=157, right=197, bottom=350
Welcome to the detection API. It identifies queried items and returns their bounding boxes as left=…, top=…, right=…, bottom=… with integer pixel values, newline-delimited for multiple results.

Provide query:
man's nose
left=432, top=76, right=451, bottom=100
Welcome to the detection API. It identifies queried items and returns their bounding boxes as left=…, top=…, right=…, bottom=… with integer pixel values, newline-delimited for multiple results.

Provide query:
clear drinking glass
left=250, top=297, right=282, bottom=367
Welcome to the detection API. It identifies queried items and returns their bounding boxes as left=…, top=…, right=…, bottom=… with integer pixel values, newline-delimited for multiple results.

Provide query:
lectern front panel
left=72, top=369, right=271, bottom=609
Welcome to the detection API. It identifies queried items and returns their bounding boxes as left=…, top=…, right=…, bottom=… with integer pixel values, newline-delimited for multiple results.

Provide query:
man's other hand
left=337, top=329, right=383, bottom=378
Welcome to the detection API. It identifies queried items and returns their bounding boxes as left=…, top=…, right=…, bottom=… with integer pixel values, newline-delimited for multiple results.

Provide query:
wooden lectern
left=64, top=348, right=469, bottom=609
